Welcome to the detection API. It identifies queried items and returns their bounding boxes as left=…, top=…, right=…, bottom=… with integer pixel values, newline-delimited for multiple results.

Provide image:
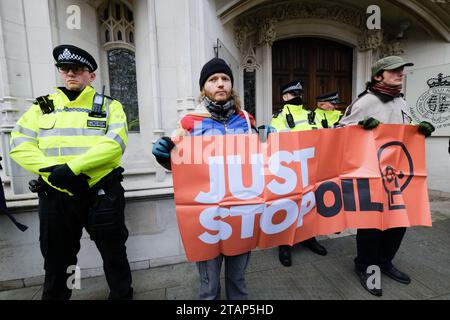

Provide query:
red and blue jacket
left=175, top=104, right=256, bottom=137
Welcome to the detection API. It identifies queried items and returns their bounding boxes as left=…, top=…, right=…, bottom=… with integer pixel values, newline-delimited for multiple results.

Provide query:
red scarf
left=371, top=82, right=402, bottom=97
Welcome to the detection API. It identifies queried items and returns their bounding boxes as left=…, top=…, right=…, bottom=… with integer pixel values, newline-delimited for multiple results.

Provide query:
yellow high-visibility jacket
left=270, top=104, right=320, bottom=132
left=10, top=85, right=128, bottom=193
left=314, top=108, right=342, bottom=128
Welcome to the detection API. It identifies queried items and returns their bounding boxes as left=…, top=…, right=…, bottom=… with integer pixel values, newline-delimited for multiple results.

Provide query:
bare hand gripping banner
left=171, top=124, right=431, bottom=262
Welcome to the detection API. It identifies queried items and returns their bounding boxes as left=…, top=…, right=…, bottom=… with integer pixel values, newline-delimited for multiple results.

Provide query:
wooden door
left=272, top=38, right=353, bottom=112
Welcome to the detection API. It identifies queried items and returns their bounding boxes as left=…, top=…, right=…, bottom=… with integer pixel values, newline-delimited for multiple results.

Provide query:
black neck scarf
left=60, top=87, right=82, bottom=101
left=285, top=96, right=303, bottom=106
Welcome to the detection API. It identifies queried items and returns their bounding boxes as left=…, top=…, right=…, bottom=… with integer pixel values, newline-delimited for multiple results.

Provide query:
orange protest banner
left=171, top=124, right=431, bottom=262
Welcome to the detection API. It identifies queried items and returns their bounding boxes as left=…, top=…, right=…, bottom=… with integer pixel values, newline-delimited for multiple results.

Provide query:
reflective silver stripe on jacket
left=42, top=148, right=59, bottom=156
left=107, top=122, right=127, bottom=134
left=295, top=120, right=309, bottom=126
left=61, top=147, right=90, bottom=156
left=42, top=147, right=90, bottom=157
left=282, top=117, right=309, bottom=128
left=38, top=128, right=106, bottom=137
left=106, top=132, right=126, bottom=153
left=10, top=137, right=37, bottom=149
left=13, top=125, right=38, bottom=138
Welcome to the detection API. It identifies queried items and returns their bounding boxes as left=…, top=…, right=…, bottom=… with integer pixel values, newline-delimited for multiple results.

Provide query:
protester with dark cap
left=10, top=44, right=133, bottom=300
left=314, top=91, right=343, bottom=128
left=339, top=55, right=435, bottom=297
left=270, top=80, right=328, bottom=267
left=152, top=57, right=257, bottom=299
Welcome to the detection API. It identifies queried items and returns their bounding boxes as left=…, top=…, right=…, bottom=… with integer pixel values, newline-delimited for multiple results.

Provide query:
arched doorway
left=272, top=38, right=353, bottom=112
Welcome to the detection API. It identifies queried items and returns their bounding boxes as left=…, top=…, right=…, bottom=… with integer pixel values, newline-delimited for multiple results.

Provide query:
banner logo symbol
left=377, top=141, right=414, bottom=210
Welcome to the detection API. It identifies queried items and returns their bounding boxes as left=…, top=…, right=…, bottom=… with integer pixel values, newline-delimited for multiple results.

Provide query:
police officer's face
left=375, top=67, right=405, bottom=88
left=317, top=102, right=335, bottom=110
left=282, top=93, right=302, bottom=102
left=60, top=64, right=96, bottom=91
left=204, top=73, right=232, bottom=104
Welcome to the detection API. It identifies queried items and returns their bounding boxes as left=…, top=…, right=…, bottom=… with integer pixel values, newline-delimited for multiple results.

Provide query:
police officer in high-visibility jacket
left=270, top=80, right=328, bottom=267
left=9, top=45, right=133, bottom=300
left=314, top=91, right=343, bottom=128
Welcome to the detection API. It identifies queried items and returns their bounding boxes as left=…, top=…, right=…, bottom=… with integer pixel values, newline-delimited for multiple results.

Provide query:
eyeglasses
left=57, top=65, right=90, bottom=74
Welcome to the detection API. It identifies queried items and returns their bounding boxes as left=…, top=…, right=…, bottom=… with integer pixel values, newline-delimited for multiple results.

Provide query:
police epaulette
left=35, top=95, right=55, bottom=114
left=272, top=109, right=282, bottom=118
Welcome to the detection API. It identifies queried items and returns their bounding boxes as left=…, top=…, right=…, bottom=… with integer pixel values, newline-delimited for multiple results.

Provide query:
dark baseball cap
left=371, top=56, right=414, bottom=76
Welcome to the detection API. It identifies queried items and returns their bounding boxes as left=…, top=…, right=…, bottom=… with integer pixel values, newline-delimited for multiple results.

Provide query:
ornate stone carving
left=235, top=1, right=367, bottom=51
left=257, top=18, right=278, bottom=46
left=379, top=41, right=405, bottom=57
left=241, top=45, right=260, bottom=72
left=233, top=1, right=407, bottom=58
left=358, top=29, right=384, bottom=51
left=235, top=24, right=249, bottom=52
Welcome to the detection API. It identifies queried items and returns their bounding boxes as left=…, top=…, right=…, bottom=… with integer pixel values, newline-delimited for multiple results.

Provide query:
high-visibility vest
left=10, top=85, right=128, bottom=193
left=270, top=104, right=320, bottom=132
left=314, top=108, right=343, bottom=128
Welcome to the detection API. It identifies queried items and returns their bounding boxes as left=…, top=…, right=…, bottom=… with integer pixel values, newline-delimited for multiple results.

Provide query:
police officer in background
left=10, top=45, right=133, bottom=300
left=314, top=91, right=343, bottom=128
left=270, top=80, right=328, bottom=267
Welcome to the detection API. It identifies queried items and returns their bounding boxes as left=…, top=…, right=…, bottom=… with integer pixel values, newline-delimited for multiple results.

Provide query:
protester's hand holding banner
left=171, top=124, right=431, bottom=262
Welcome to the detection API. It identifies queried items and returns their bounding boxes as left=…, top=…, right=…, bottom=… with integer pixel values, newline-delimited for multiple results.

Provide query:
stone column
left=0, top=0, right=51, bottom=194
left=255, top=18, right=277, bottom=126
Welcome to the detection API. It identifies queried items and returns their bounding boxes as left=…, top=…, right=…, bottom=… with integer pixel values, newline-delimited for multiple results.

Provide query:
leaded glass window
left=108, top=49, right=139, bottom=131
left=99, top=1, right=139, bottom=132
left=244, top=70, right=256, bottom=119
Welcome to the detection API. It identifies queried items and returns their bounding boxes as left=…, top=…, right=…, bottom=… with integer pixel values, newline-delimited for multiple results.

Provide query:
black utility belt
left=34, top=167, right=124, bottom=195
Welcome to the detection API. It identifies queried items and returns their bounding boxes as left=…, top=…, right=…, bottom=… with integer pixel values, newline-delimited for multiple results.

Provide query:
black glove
left=39, top=164, right=89, bottom=195
left=418, top=121, right=435, bottom=138
left=358, top=117, right=380, bottom=130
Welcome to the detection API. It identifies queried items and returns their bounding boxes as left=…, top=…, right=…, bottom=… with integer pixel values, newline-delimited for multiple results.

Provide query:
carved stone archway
left=234, top=1, right=405, bottom=56
left=232, top=1, right=406, bottom=124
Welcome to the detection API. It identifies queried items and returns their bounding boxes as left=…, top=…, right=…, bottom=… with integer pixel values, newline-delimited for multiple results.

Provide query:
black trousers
left=279, top=237, right=316, bottom=250
left=354, top=227, right=406, bottom=272
left=38, top=177, right=132, bottom=300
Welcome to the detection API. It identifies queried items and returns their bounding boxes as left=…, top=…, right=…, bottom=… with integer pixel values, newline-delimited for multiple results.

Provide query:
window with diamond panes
left=108, top=49, right=139, bottom=131
left=99, top=0, right=139, bottom=131
left=244, top=70, right=256, bottom=119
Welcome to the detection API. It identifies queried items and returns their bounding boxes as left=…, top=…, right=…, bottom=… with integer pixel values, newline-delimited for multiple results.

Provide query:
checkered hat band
left=58, top=49, right=94, bottom=70
left=283, top=84, right=302, bottom=93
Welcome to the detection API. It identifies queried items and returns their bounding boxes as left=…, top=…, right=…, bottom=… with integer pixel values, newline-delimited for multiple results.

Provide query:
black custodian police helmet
left=53, top=44, right=98, bottom=72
